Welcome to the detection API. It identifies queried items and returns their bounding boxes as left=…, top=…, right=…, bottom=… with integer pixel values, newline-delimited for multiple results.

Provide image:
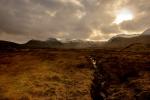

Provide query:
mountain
left=0, top=38, right=104, bottom=49
left=24, top=38, right=62, bottom=48
left=104, top=28, right=150, bottom=51
left=142, top=28, right=150, bottom=35
left=0, top=29, right=150, bottom=50
left=0, top=40, right=20, bottom=50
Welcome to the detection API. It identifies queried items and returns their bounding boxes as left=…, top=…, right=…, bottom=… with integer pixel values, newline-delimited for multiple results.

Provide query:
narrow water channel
left=89, top=56, right=108, bottom=100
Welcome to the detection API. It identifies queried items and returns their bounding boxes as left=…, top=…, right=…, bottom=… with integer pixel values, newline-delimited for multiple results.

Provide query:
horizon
left=0, top=30, right=147, bottom=44
left=0, top=32, right=143, bottom=44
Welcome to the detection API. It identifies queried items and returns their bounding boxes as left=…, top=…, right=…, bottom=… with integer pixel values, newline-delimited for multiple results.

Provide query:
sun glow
left=114, top=8, right=134, bottom=24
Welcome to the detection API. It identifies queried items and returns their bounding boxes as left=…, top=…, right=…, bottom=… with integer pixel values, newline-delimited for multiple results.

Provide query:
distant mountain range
left=0, top=28, right=150, bottom=50
left=0, top=38, right=105, bottom=50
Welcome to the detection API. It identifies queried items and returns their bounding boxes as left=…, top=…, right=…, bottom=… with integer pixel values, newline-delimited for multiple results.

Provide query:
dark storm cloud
left=0, top=0, right=149, bottom=42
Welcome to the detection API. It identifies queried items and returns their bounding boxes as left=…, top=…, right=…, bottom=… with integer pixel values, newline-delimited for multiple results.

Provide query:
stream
left=89, top=56, right=108, bottom=100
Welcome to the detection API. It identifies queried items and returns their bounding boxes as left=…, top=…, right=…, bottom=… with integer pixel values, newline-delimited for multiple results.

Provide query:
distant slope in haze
left=104, top=28, right=150, bottom=51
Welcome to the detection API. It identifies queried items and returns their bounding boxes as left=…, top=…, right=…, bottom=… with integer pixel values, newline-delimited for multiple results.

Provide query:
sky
left=0, top=0, right=149, bottom=43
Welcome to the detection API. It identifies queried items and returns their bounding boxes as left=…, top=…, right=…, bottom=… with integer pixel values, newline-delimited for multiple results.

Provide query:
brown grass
left=0, top=49, right=150, bottom=100
left=0, top=49, right=93, bottom=100
left=91, top=50, right=150, bottom=100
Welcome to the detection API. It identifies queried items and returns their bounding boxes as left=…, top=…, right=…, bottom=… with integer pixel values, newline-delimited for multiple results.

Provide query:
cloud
left=120, top=0, right=150, bottom=32
left=0, top=0, right=149, bottom=43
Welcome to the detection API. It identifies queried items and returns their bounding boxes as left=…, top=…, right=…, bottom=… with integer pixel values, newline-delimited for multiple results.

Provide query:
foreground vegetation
left=0, top=49, right=93, bottom=100
left=91, top=50, right=150, bottom=100
left=0, top=49, right=149, bottom=100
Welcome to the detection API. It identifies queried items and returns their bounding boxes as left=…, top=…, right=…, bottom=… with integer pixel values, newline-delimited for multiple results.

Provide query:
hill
left=0, top=28, right=150, bottom=50
left=0, top=40, right=20, bottom=50
left=104, top=28, right=150, bottom=51
left=24, top=38, right=62, bottom=49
